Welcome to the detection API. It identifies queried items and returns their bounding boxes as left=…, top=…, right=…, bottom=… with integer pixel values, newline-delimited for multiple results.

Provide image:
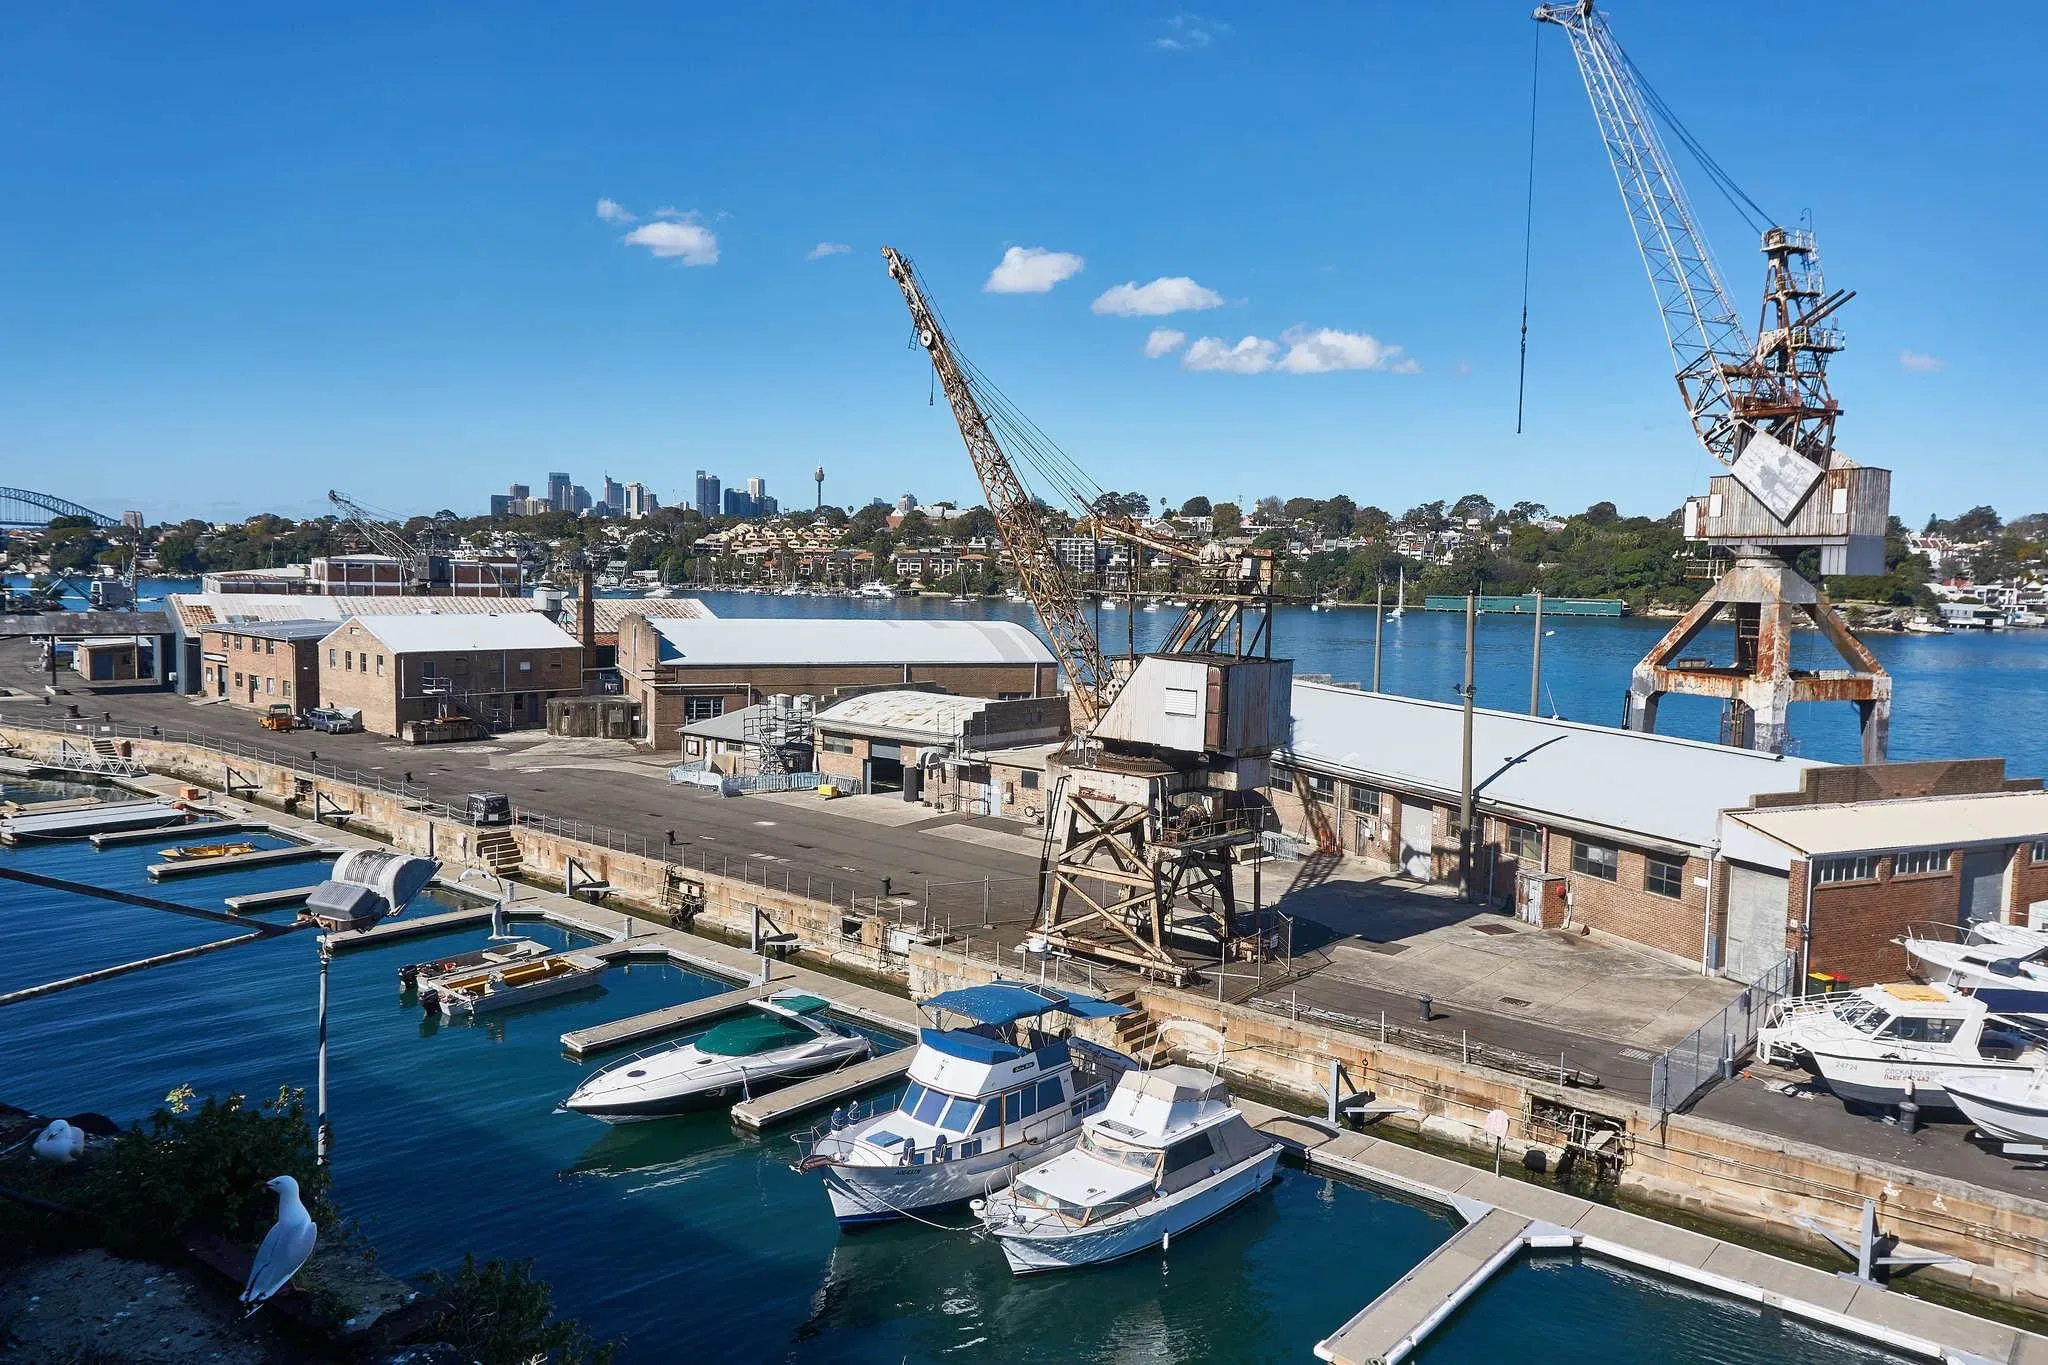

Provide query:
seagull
left=240, top=1175, right=319, bottom=1317
left=31, top=1119, right=84, bottom=1163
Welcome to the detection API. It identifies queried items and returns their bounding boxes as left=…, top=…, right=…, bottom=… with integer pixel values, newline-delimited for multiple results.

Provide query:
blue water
left=0, top=821, right=1918, bottom=1362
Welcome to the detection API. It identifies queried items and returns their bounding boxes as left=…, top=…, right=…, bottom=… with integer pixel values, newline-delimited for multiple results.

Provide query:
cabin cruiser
left=420, top=950, right=608, bottom=1017
left=1942, top=1068, right=2048, bottom=1144
left=976, top=1065, right=1281, bottom=1274
left=856, top=581, right=897, bottom=599
left=1756, top=982, right=2048, bottom=1109
left=794, top=981, right=1134, bottom=1228
left=562, top=991, right=869, bottom=1122
left=1901, top=924, right=2048, bottom=1015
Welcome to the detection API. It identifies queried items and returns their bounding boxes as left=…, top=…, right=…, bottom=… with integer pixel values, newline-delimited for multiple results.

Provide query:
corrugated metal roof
left=167, top=593, right=713, bottom=633
left=334, top=613, right=578, bottom=653
left=204, top=619, right=336, bottom=642
left=1286, top=679, right=1825, bottom=849
left=1728, top=791, right=2048, bottom=858
left=591, top=598, right=713, bottom=633
left=814, top=689, right=992, bottom=740
left=648, top=617, right=1053, bottom=667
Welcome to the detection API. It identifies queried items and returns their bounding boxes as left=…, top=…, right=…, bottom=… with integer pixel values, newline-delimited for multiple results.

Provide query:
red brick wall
left=200, top=628, right=320, bottom=712
left=1806, top=842, right=2048, bottom=985
left=1543, top=834, right=1707, bottom=963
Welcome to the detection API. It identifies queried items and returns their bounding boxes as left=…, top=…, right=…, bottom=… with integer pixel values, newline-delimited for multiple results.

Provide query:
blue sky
left=4, top=3, right=2042, bottom=526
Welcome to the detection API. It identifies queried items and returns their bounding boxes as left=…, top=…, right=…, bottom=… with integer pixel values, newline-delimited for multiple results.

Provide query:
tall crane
left=882, top=246, right=1291, bottom=982
left=1537, top=2, right=1891, bottom=761
left=327, top=489, right=446, bottom=596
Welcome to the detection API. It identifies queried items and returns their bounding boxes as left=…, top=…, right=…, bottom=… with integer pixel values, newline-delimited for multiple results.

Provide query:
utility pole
left=1529, top=590, right=1544, bottom=716
left=1372, top=580, right=1384, bottom=692
left=1459, top=590, right=1477, bottom=902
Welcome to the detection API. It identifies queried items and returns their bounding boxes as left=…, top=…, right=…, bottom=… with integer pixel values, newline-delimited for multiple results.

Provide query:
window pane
left=972, top=1102, right=1001, bottom=1133
left=1163, top=1132, right=1215, bottom=1173
left=1038, top=1077, right=1063, bottom=1111
left=942, top=1097, right=978, bottom=1132
left=896, top=1082, right=925, bottom=1116
left=1019, top=1086, right=1039, bottom=1119
left=913, top=1090, right=947, bottom=1125
left=1003, top=1091, right=1022, bottom=1124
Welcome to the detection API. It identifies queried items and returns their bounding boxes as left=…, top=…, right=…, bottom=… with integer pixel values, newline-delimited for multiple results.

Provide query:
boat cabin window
left=896, top=1082, right=926, bottom=1117
left=1081, top=1128, right=1162, bottom=1174
left=1832, top=1001, right=1887, bottom=1033
left=1876, top=1015, right=1963, bottom=1045
left=941, top=1097, right=980, bottom=1133
left=1163, top=1131, right=1217, bottom=1175
left=913, top=1089, right=949, bottom=1126
left=972, top=1103, right=1001, bottom=1134
left=1038, top=1077, right=1063, bottom=1111
left=1005, top=1084, right=1043, bottom=1125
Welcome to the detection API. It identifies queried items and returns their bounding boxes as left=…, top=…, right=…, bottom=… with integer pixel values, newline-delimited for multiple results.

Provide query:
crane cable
left=1516, top=24, right=1541, bottom=435
left=1612, top=43, right=1771, bottom=234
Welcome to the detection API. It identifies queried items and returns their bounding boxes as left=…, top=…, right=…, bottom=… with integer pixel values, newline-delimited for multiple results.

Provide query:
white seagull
left=31, top=1119, right=85, bottom=1163
left=240, top=1175, right=319, bottom=1316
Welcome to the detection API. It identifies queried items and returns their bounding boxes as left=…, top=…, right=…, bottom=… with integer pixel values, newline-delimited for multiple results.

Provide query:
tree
left=897, top=509, right=931, bottom=540
left=949, top=506, right=999, bottom=543
left=1449, top=493, right=1495, bottom=525
left=1091, top=491, right=1150, bottom=520
left=1315, top=495, right=1357, bottom=537
left=1253, top=495, right=1284, bottom=521
left=1352, top=505, right=1392, bottom=540
left=1210, top=502, right=1242, bottom=538
left=1399, top=500, right=1448, bottom=532
left=1582, top=501, right=1620, bottom=526
left=846, top=503, right=892, bottom=544
left=1282, top=496, right=1322, bottom=523
left=1179, top=495, right=1212, bottom=518
left=1507, top=500, right=1550, bottom=524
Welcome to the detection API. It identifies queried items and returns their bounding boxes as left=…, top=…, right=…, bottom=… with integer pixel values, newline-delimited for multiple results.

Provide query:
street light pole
left=316, top=935, right=331, bottom=1164
left=1459, top=590, right=1477, bottom=903
left=1529, top=590, right=1545, bottom=716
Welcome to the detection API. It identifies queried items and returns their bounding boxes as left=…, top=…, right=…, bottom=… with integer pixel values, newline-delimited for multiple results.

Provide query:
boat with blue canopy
left=794, top=980, right=1136, bottom=1228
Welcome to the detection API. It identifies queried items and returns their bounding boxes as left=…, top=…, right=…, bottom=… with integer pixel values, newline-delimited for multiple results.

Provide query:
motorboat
left=1900, top=924, right=2048, bottom=1013
left=1903, top=616, right=1947, bottom=635
left=420, top=951, right=608, bottom=1017
left=562, top=990, right=870, bottom=1122
left=158, top=840, right=259, bottom=862
left=1942, top=1068, right=2048, bottom=1144
left=976, top=1065, right=1281, bottom=1274
left=1755, top=982, right=2048, bottom=1109
left=856, top=581, right=897, bottom=599
left=398, top=937, right=552, bottom=992
left=794, top=981, right=1135, bottom=1228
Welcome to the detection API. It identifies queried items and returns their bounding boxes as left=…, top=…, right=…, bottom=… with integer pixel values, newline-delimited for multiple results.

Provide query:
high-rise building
left=547, top=472, right=573, bottom=512
left=694, top=470, right=721, bottom=517
left=896, top=493, right=919, bottom=514
left=122, top=510, right=144, bottom=530
left=622, top=483, right=658, bottom=519
left=747, top=476, right=766, bottom=501
left=489, top=494, right=512, bottom=518
left=602, top=476, right=625, bottom=517
left=509, top=482, right=530, bottom=501
left=571, top=485, right=593, bottom=514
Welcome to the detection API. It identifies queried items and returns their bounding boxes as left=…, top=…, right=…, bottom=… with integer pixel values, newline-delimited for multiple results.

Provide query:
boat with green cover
left=560, top=989, right=872, bottom=1122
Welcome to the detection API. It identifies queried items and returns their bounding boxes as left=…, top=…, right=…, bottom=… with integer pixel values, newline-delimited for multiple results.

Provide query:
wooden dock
left=325, top=906, right=496, bottom=952
left=1316, top=1209, right=1531, bottom=1365
left=224, top=884, right=319, bottom=913
left=730, top=1051, right=914, bottom=1131
left=559, top=984, right=773, bottom=1056
left=147, top=843, right=333, bottom=880
left=93, top=820, right=254, bottom=849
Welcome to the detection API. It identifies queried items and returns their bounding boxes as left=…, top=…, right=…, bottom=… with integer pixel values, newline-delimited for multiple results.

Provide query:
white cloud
left=1143, top=328, right=1187, bottom=359
left=622, top=214, right=719, bottom=266
left=1153, top=12, right=1231, bottom=50
left=595, top=197, right=635, bottom=224
left=807, top=242, right=851, bottom=260
left=1276, top=326, right=1418, bottom=375
left=984, top=246, right=1086, bottom=294
left=1091, top=276, right=1225, bottom=317
left=1182, top=335, right=1280, bottom=373
left=1180, top=325, right=1419, bottom=375
left=1899, top=348, right=1947, bottom=373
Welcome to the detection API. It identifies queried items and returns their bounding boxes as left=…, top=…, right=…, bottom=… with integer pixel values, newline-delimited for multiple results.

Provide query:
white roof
left=168, top=591, right=712, bottom=631
left=814, top=690, right=991, bottom=741
left=1287, top=679, right=1825, bottom=850
left=647, top=617, right=1052, bottom=667
left=329, top=613, right=577, bottom=653
left=1728, top=791, right=2048, bottom=858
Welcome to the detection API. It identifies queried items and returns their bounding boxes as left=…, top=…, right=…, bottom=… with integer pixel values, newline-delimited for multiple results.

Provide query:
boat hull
left=1943, top=1079, right=2048, bottom=1143
left=991, top=1147, right=1281, bottom=1275
left=432, top=962, right=606, bottom=1016
left=565, top=1045, right=869, bottom=1123
left=821, top=1129, right=1080, bottom=1227
left=1808, top=1049, right=2031, bottom=1110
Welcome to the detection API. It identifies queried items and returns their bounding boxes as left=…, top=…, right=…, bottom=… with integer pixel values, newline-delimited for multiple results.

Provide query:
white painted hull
left=821, top=1129, right=1079, bottom=1227
left=1808, top=1048, right=2032, bottom=1110
left=1942, top=1076, right=2048, bottom=1143
left=990, top=1147, right=1281, bottom=1275
left=434, top=962, right=607, bottom=1016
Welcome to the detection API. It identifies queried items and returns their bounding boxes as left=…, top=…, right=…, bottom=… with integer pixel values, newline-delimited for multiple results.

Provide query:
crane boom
left=328, top=489, right=425, bottom=591
left=881, top=247, right=1115, bottom=724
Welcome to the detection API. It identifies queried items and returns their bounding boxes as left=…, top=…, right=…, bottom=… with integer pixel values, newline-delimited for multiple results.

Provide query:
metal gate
left=1399, top=801, right=1434, bottom=881
left=1723, top=862, right=1790, bottom=985
left=1650, top=952, right=1795, bottom=1114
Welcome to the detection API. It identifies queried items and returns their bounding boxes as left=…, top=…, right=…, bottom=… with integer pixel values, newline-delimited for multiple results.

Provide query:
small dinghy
left=399, top=938, right=552, bottom=992
left=420, top=951, right=608, bottom=1017
left=561, top=991, right=871, bottom=1122
left=158, top=840, right=259, bottom=862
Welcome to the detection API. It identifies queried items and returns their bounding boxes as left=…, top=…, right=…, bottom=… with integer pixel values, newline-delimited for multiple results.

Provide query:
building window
left=2033, top=840, right=2048, bottom=865
left=264, top=677, right=274, bottom=695
left=1571, top=840, right=1618, bottom=881
left=1892, top=848, right=1950, bottom=878
left=518, top=659, right=532, bottom=673
left=684, top=696, right=724, bottom=722
left=1270, top=765, right=1294, bottom=793
left=282, top=681, right=291, bottom=698
left=999, top=691, right=1029, bottom=701
left=328, top=648, right=336, bottom=666
left=1505, top=823, right=1541, bottom=861
left=821, top=735, right=855, bottom=755
left=233, top=672, right=242, bottom=687
left=1645, top=854, right=1685, bottom=899
left=1021, top=771, right=1039, bottom=790
left=265, top=639, right=275, bottom=655
left=1306, top=773, right=1335, bottom=800
left=1348, top=785, right=1381, bottom=817
left=376, top=655, right=384, bottom=677
left=344, top=652, right=352, bottom=671
left=234, top=636, right=244, bottom=651
left=1815, top=855, right=1878, bottom=885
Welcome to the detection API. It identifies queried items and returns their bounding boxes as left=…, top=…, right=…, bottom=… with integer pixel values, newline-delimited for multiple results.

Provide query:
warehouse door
left=1958, top=850, right=2008, bottom=929
left=866, top=742, right=903, bottom=794
left=1398, top=801, right=1434, bottom=881
left=1723, top=862, right=1790, bottom=984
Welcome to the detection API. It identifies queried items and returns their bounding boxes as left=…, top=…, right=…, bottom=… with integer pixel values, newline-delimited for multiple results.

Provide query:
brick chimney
left=579, top=560, right=597, bottom=677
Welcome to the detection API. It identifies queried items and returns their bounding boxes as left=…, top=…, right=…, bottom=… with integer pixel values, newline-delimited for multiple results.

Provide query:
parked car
left=307, top=706, right=364, bottom=734
left=260, top=703, right=300, bottom=732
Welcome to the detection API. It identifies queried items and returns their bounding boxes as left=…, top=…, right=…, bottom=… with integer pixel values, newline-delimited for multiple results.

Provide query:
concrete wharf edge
left=559, top=983, right=776, bottom=1056
left=146, top=842, right=335, bottom=880
left=1236, top=1101, right=2048, bottom=1365
left=730, top=1051, right=916, bottom=1132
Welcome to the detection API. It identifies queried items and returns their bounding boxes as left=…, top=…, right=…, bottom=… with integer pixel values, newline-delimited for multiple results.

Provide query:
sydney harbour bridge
left=0, top=487, right=120, bottom=529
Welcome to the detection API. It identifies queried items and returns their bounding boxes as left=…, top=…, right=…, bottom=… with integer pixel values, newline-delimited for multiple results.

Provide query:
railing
left=1649, top=952, right=1796, bottom=1115
left=727, top=770, right=860, bottom=796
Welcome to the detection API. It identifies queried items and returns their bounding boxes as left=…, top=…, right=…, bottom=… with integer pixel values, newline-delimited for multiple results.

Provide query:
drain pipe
left=1700, top=841, right=1720, bottom=975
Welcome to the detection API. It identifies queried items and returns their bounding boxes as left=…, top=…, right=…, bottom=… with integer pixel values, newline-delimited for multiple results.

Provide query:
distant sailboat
left=1389, top=566, right=1406, bottom=619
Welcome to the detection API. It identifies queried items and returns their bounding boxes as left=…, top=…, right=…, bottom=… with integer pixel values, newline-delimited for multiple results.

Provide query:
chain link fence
left=1649, top=952, right=1796, bottom=1115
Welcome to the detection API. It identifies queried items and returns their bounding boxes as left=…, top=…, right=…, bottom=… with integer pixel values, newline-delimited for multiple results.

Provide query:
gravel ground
left=0, top=1248, right=288, bottom=1363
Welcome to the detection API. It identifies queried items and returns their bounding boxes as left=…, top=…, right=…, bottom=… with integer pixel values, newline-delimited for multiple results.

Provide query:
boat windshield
left=1081, top=1128, right=1161, bottom=1175
left=893, top=1082, right=996, bottom=1134
left=1831, top=1000, right=1888, bottom=1034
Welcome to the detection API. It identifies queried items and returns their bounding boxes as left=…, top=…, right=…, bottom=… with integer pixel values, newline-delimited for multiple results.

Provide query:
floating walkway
left=224, top=884, right=320, bottom=914
left=559, top=983, right=774, bottom=1056
left=147, top=843, right=333, bottom=880
left=326, top=905, right=498, bottom=952
left=1, top=797, right=188, bottom=843
left=730, top=1051, right=914, bottom=1131
left=1241, top=1102, right=2048, bottom=1365
left=93, top=820, right=254, bottom=849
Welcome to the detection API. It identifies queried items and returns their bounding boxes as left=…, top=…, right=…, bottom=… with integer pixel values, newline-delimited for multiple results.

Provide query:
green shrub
left=423, top=1255, right=617, bottom=1365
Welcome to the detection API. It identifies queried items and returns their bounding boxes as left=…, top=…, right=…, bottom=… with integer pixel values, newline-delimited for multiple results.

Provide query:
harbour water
left=3, top=812, right=1916, bottom=1361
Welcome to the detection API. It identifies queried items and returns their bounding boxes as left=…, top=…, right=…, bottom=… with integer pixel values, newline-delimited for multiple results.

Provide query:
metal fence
left=1649, top=952, right=1796, bottom=1115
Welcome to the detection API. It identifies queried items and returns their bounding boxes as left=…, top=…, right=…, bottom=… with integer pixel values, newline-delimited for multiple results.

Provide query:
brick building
left=615, top=616, right=1057, bottom=752
left=316, top=613, right=582, bottom=738
left=197, top=620, right=330, bottom=712
left=811, top=688, right=1068, bottom=808
left=200, top=554, right=520, bottom=597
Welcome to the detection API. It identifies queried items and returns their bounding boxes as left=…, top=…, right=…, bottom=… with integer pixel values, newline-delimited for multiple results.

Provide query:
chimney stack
left=579, top=559, right=597, bottom=673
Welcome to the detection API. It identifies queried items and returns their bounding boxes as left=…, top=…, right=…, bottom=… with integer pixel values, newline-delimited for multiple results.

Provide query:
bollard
left=1898, top=1099, right=1920, bottom=1134
left=1417, top=994, right=1432, bottom=1023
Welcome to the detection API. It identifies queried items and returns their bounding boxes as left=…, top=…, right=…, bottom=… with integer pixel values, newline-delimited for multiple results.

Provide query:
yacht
left=1389, top=565, right=1405, bottom=618
left=398, top=937, right=552, bottom=992
left=1756, top=982, right=2047, bottom=1109
left=976, top=1065, right=1281, bottom=1274
left=794, top=981, right=1134, bottom=1228
left=857, top=581, right=897, bottom=600
left=419, top=950, right=609, bottom=1017
left=562, top=991, right=871, bottom=1122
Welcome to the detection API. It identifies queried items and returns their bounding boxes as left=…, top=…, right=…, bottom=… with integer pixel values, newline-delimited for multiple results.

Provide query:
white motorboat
left=1756, top=982, right=2047, bottom=1109
left=398, top=937, right=552, bottom=992
left=795, top=981, right=1134, bottom=1228
left=976, top=1065, right=1281, bottom=1274
left=420, top=950, right=609, bottom=1017
left=857, top=581, right=896, bottom=599
left=1942, top=1068, right=2048, bottom=1143
left=1900, top=925, right=2048, bottom=1015
left=562, top=991, right=870, bottom=1122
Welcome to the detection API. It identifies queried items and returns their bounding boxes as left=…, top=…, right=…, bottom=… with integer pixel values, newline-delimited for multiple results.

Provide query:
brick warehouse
left=315, top=612, right=582, bottom=738
left=615, top=615, right=1057, bottom=752
left=197, top=619, right=330, bottom=713
left=811, top=687, right=1069, bottom=809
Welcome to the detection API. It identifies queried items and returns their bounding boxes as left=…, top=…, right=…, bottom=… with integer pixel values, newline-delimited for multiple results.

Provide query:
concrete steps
left=476, top=828, right=521, bottom=874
